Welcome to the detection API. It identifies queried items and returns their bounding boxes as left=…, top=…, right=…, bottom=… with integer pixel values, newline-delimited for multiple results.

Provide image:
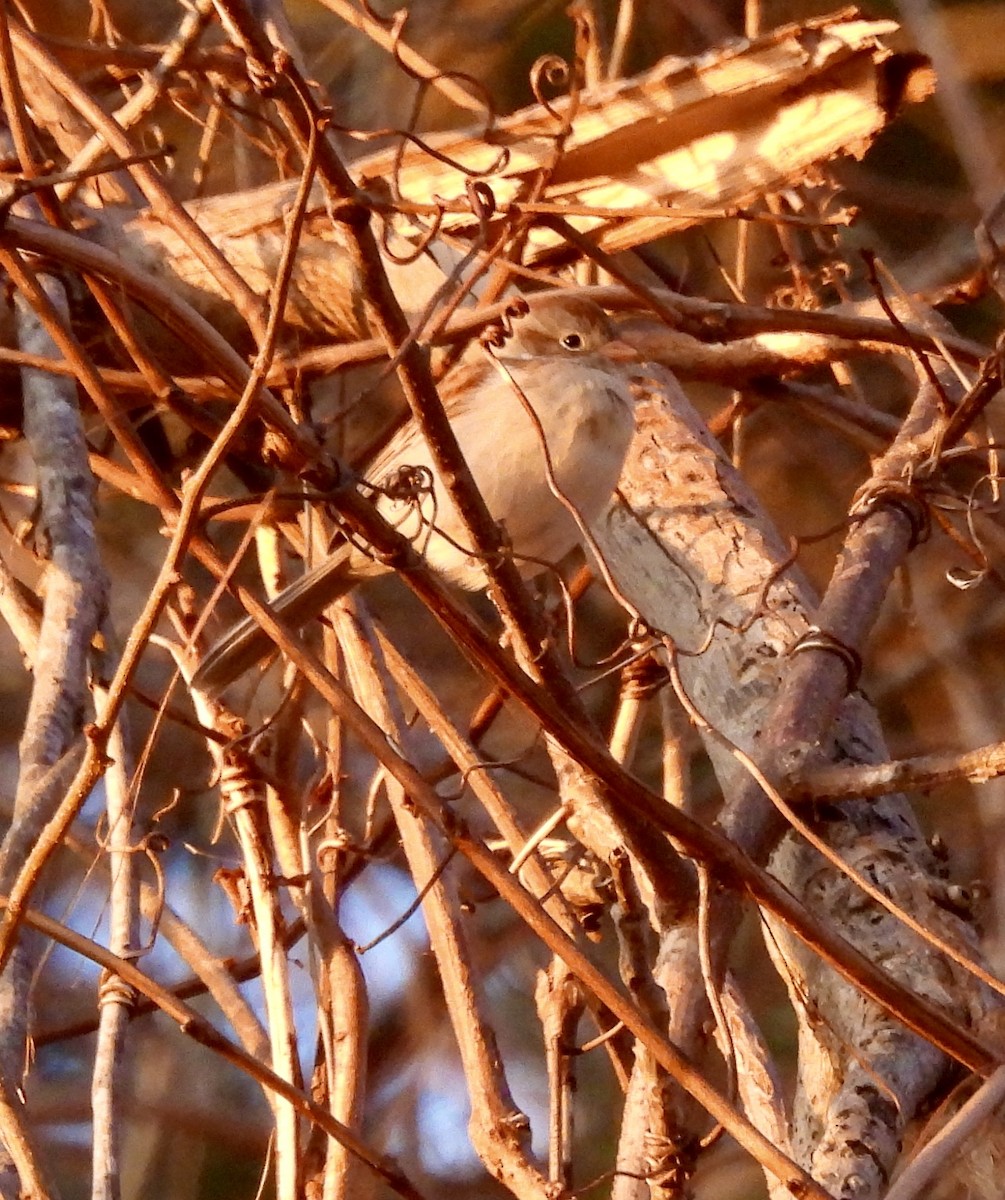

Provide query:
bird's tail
left=191, top=542, right=356, bottom=697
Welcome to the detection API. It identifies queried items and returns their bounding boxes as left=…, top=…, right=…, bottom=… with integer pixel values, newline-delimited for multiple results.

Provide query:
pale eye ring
left=560, top=331, right=586, bottom=351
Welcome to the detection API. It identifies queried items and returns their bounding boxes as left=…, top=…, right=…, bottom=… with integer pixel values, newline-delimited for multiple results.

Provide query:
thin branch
left=0, top=896, right=429, bottom=1200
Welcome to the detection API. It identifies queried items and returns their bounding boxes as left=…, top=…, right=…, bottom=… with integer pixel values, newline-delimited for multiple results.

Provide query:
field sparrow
left=194, top=293, right=639, bottom=694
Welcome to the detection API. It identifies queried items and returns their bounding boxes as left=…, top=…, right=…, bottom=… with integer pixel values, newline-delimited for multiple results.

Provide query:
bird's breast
left=369, top=359, right=635, bottom=588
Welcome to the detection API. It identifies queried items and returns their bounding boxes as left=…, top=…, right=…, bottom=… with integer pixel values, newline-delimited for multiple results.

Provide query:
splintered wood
left=116, top=11, right=934, bottom=337
left=359, top=12, right=931, bottom=258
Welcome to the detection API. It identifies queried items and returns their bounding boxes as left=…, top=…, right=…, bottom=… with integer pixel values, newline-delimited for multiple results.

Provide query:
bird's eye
left=560, top=331, right=585, bottom=351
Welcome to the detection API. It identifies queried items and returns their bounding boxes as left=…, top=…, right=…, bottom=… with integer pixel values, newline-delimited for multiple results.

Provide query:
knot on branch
left=620, top=651, right=668, bottom=700
left=788, top=625, right=863, bottom=692
left=97, top=970, right=138, bottom=1012
left=327, top=196, right=373, bottom=228
left=849, top=479, right=931, bottom=550
left=219, top=752, right=266, bottom=813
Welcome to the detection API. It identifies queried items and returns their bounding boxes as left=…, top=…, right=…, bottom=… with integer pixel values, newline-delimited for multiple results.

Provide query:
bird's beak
left=600, top=338, right=641, bottom=363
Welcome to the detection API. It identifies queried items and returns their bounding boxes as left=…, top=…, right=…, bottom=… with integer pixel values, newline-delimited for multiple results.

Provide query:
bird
left=193, top=292, right=639, bottom=695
